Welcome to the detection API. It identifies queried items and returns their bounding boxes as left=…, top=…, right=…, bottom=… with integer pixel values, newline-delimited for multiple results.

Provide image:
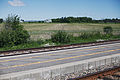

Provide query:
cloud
left=8, top=0, right=25, bottom=6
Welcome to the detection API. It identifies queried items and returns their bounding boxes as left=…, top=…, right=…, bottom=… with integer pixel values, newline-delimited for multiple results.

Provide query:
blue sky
left=0, top=0, right=120, bottom=20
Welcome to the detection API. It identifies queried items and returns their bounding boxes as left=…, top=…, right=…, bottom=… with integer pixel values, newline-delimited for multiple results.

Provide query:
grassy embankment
left=0, top=23, right=120, bottom=51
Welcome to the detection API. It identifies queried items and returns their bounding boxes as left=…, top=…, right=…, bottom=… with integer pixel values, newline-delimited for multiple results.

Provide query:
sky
left=0, top=0, right=120, bottom=20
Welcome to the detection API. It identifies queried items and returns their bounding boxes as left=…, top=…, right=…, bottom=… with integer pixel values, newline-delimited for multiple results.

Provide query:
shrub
left=51, top=30, right=72, bottom=43
left=104, top=26, right=113, bottom=34
left=0, top=18, right=3, bottom=23
left=0, top=14, right=30, bottom=47
left=79, top=32, right=102, bottom=39
left=79, top=33, right=92, bottom=39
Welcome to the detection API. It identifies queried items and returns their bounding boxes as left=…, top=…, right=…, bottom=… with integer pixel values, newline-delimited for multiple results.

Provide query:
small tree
left=104, top=26, right=113, bottom=34
left=0, top=18, right=3, bottom=23
left=0, top=14, right=30, bottom=47
left=51, top=30, right=72, bottom=43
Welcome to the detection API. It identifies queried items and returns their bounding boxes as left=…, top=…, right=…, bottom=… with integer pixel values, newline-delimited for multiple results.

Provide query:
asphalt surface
left=0, top=43, right=120, bottom=75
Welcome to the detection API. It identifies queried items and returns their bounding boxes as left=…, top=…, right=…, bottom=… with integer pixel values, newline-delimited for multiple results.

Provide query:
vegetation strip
left=0, top=40, right=120, bottom=57
left=0, top=15, right=120, bottom=53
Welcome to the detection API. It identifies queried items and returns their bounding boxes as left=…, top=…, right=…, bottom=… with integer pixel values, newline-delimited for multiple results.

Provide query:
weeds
left=0, top=29, right=120, bottom=51
left=51, top=30, right=73, bottom=43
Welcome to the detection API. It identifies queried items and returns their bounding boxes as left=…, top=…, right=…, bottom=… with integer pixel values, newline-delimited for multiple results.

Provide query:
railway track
left=72, top=66, right=120, bottom=80
left=0, top=39, right=120, bottom=57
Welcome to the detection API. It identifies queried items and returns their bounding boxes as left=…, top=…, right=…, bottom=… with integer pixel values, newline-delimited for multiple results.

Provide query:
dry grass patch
left=21, top=23, right=120, bottom=40
left=23, top=23, right=120, bottom=31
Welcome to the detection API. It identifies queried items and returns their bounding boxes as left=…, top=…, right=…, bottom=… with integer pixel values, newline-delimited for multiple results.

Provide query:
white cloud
left=8, top=0, right=25, bottom=6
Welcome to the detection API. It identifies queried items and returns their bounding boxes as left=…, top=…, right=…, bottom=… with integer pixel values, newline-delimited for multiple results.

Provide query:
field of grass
left=1, top=23, right=120, bottom=40
left=22, top=23, right=120, bottom=40
left=0, top=23, right=120, bottom=51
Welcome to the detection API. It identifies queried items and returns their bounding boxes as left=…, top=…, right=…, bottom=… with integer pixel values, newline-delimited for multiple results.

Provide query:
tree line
left=1, top=17, right=120, bottom=23
left=52, top=17, right=120, bottom=23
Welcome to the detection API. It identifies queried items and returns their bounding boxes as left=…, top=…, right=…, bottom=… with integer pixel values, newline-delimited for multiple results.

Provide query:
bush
left=79, top=32, right=102, bottom=39
left=104, top=26, right=113, bottom=34
left=0, top=14, right=30, bottom=47
left=79, top=33, right=92, bottom=39
left=51, top=30, right=72, bottom=43
left=0, top=18, right=3, bottom=23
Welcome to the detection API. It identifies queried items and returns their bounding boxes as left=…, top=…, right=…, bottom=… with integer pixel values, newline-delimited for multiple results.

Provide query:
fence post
left=50, top=70, right=53, bottom=80
left=74, top=65, right=75, bottom=73
left=105, top=59, right=106, bottom=65
left=111, top=57, right=112, bottom=64
left=82, top=64, right=84, bottom=72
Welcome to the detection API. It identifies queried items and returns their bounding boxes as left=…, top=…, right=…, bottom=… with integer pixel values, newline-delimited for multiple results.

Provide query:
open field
left=0, top=23, right=120, bottom=51
left=1, top=23, right=120, bottom=40
left=23, top=23, right=120, bottom=40
left=23, top=23, right=120, bottom=31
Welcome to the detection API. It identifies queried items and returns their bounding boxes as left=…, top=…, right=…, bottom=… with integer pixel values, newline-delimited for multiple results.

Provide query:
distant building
left=44, top=19, right=52, bottom=23
left=20, top=19, right=24, bottom=23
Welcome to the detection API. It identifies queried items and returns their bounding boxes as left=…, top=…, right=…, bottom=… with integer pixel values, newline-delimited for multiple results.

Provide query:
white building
left=44, top=19, right=52, bottom=23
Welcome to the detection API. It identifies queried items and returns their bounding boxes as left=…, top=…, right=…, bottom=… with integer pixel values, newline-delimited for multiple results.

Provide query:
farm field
left=0, top=23, right=120, bottom=51
left=0, top=23, right=120, bottom=40
left=1, top=23, right=120, bottom=40
left=23, top=23, right=120, bottom=40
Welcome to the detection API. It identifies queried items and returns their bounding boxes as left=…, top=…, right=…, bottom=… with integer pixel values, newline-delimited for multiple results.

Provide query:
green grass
left=0, top=40, right=45, bottom=51
left=0, top=23, right=120, bottom=51
left=0, top=32, right=120, bottom=51
left=22, top=23, right=120, bottom=40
